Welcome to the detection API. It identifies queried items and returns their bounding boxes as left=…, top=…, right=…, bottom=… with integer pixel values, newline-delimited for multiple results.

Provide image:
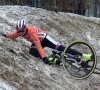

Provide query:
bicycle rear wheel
left=62, top=41, right=97, bottom=80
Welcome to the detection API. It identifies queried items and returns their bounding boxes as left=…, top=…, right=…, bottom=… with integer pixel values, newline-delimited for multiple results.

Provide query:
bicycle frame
left=52, top=50, right=78, bottom=63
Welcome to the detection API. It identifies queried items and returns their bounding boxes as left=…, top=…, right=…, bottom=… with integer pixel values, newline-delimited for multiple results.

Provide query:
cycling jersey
left=6, top=26, right=46, bottom=58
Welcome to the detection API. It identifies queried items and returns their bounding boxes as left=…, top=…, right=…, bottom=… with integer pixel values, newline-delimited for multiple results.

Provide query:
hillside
left=0, top=6, right=100, bottom=90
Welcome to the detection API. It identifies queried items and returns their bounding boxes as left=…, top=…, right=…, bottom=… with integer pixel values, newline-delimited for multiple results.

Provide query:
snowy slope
left=0, top=5, right=100, bottom=90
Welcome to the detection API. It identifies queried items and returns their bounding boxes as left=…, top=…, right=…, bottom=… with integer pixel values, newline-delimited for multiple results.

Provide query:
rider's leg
left=41, top=35, right=62, bottom=65
left=29, top=44, right=41, bottom=58
left=56, top=44, right=82, bottom=55
left=56, top=44, right=92, bottom=60
left=42, top=35, right=91, bottom=64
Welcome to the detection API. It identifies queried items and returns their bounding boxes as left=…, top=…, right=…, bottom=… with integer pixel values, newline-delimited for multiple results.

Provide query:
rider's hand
left=0, top=32, right=6, bottom=37
left=43, top=57, right=49, bottom=64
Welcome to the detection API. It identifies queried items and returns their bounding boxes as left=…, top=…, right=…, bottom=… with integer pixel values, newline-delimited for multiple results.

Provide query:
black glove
left=43, top=57, right=50, bottom=64
left=0, top=32, right=6, bottom=37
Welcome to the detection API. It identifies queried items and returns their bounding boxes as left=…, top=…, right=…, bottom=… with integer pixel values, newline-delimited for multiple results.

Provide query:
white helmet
left=16, top=20, right=26, bottom=32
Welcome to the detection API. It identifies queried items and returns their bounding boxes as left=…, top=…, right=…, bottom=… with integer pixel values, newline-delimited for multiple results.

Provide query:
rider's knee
left=56, top=44, right=65, bottom=51
left=29, top=48, right=41, bottom=58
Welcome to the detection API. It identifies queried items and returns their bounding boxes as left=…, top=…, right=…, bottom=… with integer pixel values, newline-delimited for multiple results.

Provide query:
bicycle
left=47, top=40, right=97, bottom=80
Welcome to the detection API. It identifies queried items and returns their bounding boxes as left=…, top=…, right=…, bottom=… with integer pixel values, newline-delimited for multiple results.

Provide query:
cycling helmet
left=16, top=20, right=26, bottom=32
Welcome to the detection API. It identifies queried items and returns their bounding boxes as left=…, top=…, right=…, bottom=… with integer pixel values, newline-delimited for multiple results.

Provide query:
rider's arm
left=5, top=31, right=23, bottom=38
left=30, top=32, right=46, bottom=58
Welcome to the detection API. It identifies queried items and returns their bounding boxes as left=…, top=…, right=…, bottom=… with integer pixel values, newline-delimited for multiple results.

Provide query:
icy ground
left=0, top=5, right=100, bottom=90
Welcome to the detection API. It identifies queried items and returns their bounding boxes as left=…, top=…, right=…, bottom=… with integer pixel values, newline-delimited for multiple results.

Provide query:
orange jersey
left=6, top=26, right=47, bottom=58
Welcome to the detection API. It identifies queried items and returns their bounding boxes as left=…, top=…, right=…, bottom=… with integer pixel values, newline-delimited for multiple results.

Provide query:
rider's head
left=16, top=20, right=26, bottom=32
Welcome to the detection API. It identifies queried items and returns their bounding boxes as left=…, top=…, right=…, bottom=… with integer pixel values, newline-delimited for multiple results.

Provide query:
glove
left=0, top=32, right=6, bottom=37
left=43, top=57, right=50, bottom=64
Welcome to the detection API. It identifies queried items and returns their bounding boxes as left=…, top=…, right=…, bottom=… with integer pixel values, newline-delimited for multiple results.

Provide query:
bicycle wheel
left=62, top=40, right=97, bottom=80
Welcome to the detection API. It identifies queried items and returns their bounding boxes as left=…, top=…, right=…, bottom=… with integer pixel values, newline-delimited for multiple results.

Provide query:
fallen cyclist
left=0, top=20, right=92, bottom=65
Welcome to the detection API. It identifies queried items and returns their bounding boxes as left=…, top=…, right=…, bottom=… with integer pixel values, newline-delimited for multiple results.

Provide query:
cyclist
left=1, top=20, right=92, bottom=65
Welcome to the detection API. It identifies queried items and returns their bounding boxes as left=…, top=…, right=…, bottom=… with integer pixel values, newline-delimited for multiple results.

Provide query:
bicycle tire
left=62, top=40, right=97, bottom=80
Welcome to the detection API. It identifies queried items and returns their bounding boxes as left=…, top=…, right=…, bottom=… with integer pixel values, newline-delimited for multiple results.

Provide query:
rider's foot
left=56, top=60, right=61, bottom=65
left=48, top=57, right=61, bottom=65
left=82, top=54, right=92, bottom=60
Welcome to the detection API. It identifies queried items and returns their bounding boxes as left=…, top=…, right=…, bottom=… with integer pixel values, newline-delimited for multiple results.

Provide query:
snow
left=0, top=78, right=17, bottom=90
left=0, top=5, right=100, bottom=90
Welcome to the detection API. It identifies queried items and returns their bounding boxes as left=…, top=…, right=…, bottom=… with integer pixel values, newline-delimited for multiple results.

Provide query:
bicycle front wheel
left=62, top=41, right=97, bottom=80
